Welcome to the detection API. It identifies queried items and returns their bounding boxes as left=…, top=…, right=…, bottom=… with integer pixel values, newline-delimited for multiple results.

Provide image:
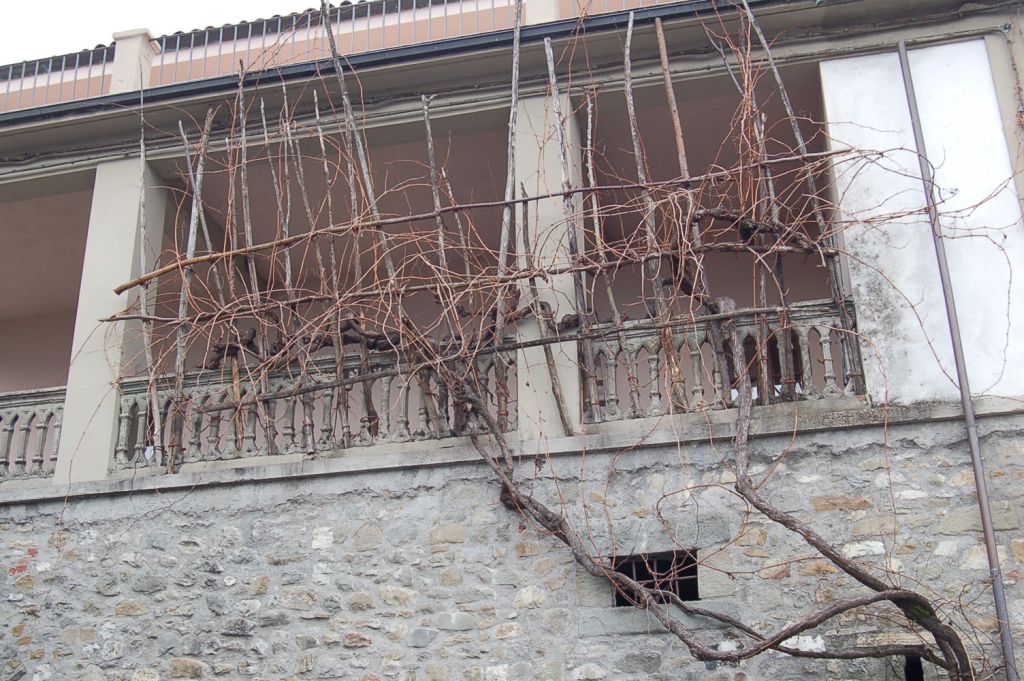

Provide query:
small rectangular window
left=904, top=655, right=924, bottom=681
left=611, top=550, right=699, bottom=607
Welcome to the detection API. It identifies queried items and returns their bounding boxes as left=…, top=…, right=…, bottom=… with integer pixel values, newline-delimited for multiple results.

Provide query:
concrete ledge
left=1, top=395, right=1020, bottom=507
left=578, top=605, right=727, bottom=638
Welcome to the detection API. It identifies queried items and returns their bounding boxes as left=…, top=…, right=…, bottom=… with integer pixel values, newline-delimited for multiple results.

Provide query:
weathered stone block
left=798, top=560, right=839, bottom=576
left=221, top=618, right=256, bottom=636
left=851, top=515, right=899, bottom=537
left=698, top=549, right=736, bottom=599
left=571, top=663, right=607, bottom=680
left=379, top=585, right=417, bottom=607
left=513, top=585, right=546, bottom=609
left=407, top=627, right=439, bottom=648
left=615, top=650, right=661, bottom=674
left=114, top=600, right=147, bottom=617
left=493, top=622, right=521, bottom=639
left=434, top=612, right=475, bottom=631
left=343, top=632, right=372, bottom=648
left=279, top=588, right=316, bottom=610
left=575, top=570, right=610, bottom=608
left=938, top=502, right=1019, bottom=535
left=353, top=525, right=383, bottom=551
left=168, top=658, right=210, bottom=678
left=842, top=540, right=884, bottom=558
left=258, top=610, right=290, bottom=627
left=251, top=575, right=270, bottom=594
left=94, top=575, right=120, bottom=597
left=131, top=575, right=166, bottom=594
left=811, top=495, right=873, bottom=511
left=429, top=524, right=467, bottom=544
left=348, top=591, right=375, bottom=611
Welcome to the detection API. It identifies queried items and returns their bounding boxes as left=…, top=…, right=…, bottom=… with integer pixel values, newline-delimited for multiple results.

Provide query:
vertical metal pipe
left=274, top=17, right=282, bottom=68
left=287, top=18, right=295, bottom=63
left=397, top=0, right=404, bottom=46
left=260, top=19, right=267, bottom=69
left=70, top=55, right=79, bottom=101
left=897, top=39, right=1019, bottom=681
left=30, top=60, right=39, bottom=108
left=187, top=33, right=195, bottom=82
left=214, top=29, right=222, bottom=80
left=246, top=23, right=253, bottom=72
left=173, top=35, right=181, bottom=83
left=201, top=29, right=210, bottom=78
left=42, top=57, right=52, bottom=106
left=97, top=53, right=104, bottom=97
left=84, top=52, right=92, bottom=99
left=57, top=55, right=66, bottom=105
left=5, top=64, right=14, bottom=112
left=156, top=37, right=166, bottom=86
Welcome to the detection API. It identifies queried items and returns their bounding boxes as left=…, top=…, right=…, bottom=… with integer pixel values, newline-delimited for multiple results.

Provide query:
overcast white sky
left=0, top=1, right=367, bottom=66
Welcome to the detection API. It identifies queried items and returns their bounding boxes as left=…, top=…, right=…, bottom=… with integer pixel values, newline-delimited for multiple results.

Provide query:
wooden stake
left=584, top=88, right=641, bottom=420
left=520, top=184, right=575, bottom=437
left=136, top=88, right=164, bottom=466
left=170, top=108, right=214, bottom=470
left=623, top=13, right=690, bottom=412
left=544, top=37, right=596, bottom=425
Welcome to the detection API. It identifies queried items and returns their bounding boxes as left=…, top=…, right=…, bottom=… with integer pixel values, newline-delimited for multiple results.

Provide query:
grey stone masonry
left=1, top=405, right=1022, bottom=680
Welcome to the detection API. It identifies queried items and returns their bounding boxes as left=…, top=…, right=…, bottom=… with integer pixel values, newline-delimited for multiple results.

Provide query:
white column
left=55, top=161, right=167, bottom=484
left=820, top=39, right=1024, bottom=404
left=110, top=29, right=158, bottom=94
left=514, top=93, right=584, bottom=441
left=524, top=0, right=561, bottom=25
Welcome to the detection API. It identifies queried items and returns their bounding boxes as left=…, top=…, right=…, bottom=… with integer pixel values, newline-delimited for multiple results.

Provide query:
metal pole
left=897, top=39, right=1019, bottom=681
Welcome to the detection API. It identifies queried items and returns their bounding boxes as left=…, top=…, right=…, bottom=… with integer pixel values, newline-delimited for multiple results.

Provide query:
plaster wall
left=820, top=39, right=1024, bottom=403
left=0, top=311, right=75, bottom=392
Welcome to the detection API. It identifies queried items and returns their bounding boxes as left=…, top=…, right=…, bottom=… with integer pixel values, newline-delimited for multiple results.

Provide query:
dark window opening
left=905, top=655, right=924, bottom=681
left=611, top=550, right=699, bottom=607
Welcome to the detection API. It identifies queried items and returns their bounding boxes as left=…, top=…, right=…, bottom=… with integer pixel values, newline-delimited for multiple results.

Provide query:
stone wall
left=1, top=408, right=1022, bottom=681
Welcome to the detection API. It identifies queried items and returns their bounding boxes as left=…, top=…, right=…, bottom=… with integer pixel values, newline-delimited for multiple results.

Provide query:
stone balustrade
left=0, top=387, right=64, bottom=481
left=0, top=301, right=867, bottom=484
left=583, top=299, right=864, bottom=423
left=113, top=347, right=517, bottom=472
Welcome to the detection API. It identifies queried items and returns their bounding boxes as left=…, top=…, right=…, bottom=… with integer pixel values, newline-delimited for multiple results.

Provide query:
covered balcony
left=0, top=0, right=874, bottom=490
left=0, top=174, right=92, bottom=482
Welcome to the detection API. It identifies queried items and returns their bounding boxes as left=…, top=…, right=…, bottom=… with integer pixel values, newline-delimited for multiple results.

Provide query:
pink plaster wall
left=0, top=311, right=75, bottom=392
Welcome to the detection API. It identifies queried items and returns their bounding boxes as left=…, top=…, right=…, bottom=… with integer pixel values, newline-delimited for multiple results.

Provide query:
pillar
left=524, top=1, right=561, bottom=25
left=513, top=93, right=585, bottom=442
left=55, top=161, right=167, bottom=484
left=110, top=29, right=159, bottom=94
left=819, top=40, right=1024, bottom=404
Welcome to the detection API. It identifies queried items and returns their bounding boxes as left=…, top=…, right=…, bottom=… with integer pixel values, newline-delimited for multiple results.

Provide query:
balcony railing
left=0, top=45, right=114, bottom=114
left=0, top=0, right=516, bottom=114
left=0, top=0, right=702, bottom=116
left=149, top=0, right=516, bottom=89
left=0, top=387, right=65, bottom=480
left=114, top=346, right=516, bottom=472
left=0, top=302, right=863, bottom=483
left=583, top=299, right=863, bottom=423
left=560, top=0, right=695, bottom=19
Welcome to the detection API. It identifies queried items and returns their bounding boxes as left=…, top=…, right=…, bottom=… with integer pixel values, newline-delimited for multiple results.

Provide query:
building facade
left=1, top=1, right=1023, bottom=679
